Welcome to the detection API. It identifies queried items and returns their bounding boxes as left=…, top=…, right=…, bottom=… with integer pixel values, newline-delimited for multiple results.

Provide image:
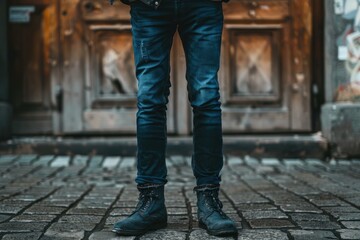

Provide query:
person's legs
left=131, top=1, right=177, bottom=185
left=113, top=2, right=176, bottom=235
left=178, top=1, right=237, bottom=236
left=178, top=0, right=224, bottom=186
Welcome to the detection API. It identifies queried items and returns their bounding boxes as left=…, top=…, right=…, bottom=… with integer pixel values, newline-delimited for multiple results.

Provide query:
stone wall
left=322, top=0, right=360, bottom=157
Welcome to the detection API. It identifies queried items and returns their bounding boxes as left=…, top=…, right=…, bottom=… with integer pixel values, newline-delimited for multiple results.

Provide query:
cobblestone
left=289, top=230, right=338, bottom=240
left=1, top=155, right=360, bottom=239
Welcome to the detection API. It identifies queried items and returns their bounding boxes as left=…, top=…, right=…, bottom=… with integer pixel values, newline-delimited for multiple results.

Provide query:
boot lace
left=204, top=190, right=227, bottom=217
left=135, top=188, right=158, bottom=213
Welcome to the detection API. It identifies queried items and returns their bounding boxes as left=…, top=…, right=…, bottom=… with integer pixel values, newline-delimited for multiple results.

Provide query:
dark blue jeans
left=131, top=0, right=224, bottom=186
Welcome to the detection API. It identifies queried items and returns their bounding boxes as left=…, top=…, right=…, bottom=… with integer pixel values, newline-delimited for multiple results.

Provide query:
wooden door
left=176, top=0, right=313, bottom=134
left=8, top=0, right=60, bottom=134
left=8, top=0, right=314, bottom=135
left=60, top=0, right=176, bottom=134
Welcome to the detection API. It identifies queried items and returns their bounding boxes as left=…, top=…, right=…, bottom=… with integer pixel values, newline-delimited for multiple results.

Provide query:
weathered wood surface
left=7, top=0, right=316, bottom=135
left=8, top=0, right=58, bottom=134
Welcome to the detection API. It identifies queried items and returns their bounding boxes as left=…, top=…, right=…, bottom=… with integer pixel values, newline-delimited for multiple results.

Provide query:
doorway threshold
left=0, top=134, right=328, bottom=159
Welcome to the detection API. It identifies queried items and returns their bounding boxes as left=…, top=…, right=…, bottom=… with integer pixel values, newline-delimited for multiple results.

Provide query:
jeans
left=130, top=0, right=224, bottom=186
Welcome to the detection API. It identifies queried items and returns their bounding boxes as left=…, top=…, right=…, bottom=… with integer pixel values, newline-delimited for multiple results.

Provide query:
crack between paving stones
left=295, top=164, right=360, bottom=209
left=0, top=163, right=50, bottom=201
left=0, top=156, right=20, bottom=183
left=82, top=186, right=125, bottom=240
left=37, top=185, right=94, bottom=240
left=2, top=186, right=60, bottom=222
left=265, top=164, right=345, bottom=239
left=182, top=186, right=192, bottom=240
left=230, top=165, right=299, bottom=238
left=219, top=188, right=245, bottom=240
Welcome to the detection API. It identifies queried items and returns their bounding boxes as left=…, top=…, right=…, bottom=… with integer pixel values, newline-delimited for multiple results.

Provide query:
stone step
left=0, top=134, right=327, bottom=158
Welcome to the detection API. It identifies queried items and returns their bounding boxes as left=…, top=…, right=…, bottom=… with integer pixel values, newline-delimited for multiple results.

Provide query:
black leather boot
left=195, top=185, right=238, bottom=236
left=112, top=184, right=167, bottom=236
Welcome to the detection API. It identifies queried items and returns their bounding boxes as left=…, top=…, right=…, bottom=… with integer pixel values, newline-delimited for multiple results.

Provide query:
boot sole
left=199, top=221, right=238, bottom=237
left=112, top=222, right=167, bottom=236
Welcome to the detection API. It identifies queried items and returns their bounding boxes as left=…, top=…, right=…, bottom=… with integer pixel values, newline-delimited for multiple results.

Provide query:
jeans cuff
left=137, top=183, right=164, bottom=190
left=193, top=184, right=220, bottom=192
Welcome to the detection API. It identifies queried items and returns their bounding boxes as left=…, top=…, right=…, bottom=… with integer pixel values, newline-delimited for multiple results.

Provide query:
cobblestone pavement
left=1, top=155, right=360, bottom=239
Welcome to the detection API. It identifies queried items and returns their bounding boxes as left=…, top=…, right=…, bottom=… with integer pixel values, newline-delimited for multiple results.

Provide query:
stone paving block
left=139, top=229, right=187, bottom=240
left=279, top=204, right=322, bottom=213
left=242, top=210, right=288, bottom=220
left=23, top=206, right=67, bottom=215
left=46, top=222, right=96, bottom=233
left=118, top=157, right=135, bottom=169
left=110, top=208, right=134, bottom=216
left=189, top=229, right=234, bottom=239
left=73, top=155, right=89, bottom=166
left=229, top=194, right=270, bottom=204
left=10, top=214, right=57, bottom=222
left=322, top=206, right=360, bottom=213
left=2, top=232, right=43, bottom=240
left=58, top=215, right=103, bottom=224
left=66, top=207, right=107, bottom=215
left=237, top=229, right=289, bottom=240
left=0, top=205, right=24, bottom=214
left=166, top=215, right=189, bottom=231
left=244, top=156, right=260, bottom=165
left=254, top=166, right=275, bottom=174
left=248, top=219, right=295, bottom=229
left=40, top=199, right=75, bottom=208
left=170, top=156, right=186, bottom=166
left=235, top=203, right=278, bottom=211
left=16, top=155, right=38, bottom=165
left=43, top=229, right=85, bottom=239
left=227, top=156, right=243, bottom=166
left=0, top=155, right=17, bottom=165
left=88, top=156, right=103, bottom=168
left=168, top=207, right=188, bottom=215
left=102, top=157, right=121, bottom=169
left=289, top=230, right=338, bottom=240
left=337, top=229, right=360, bottom=239
left=0, top=214, right=11, bottom=222
left=33, top=156, right=54, bottom=166
left=0, top=222, right=48, bottom=233
left=338, top=213, right=360, bottom=221
left=345, top=197, right=360, bottom=207
left=105, top=216, right=125, bottom=226
left=296, top=221, right=341, bottom=230
left=113, top=201, right=137, bottom=208
left=283, top=159, right=304, bottom=166
left=261, top=158, right=280, bottom=165
left=50, top=156, right=70, bottom=167
left=341, top=221, right=360, bottom=229
left=89, top=230, right=136, bottom=240
left=289, top=213, right=330, bottom=222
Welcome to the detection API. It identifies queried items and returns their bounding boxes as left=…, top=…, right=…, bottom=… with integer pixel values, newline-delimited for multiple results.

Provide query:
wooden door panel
left=8, top=0, right=59, bottom=134
left=84, top=25, right=137, bottom=132
left=220, top=23, right=291, bottom=132
left=61, top=0, right=176, bottom=134
left=226, top=26, right=282, bottom=103
left=217, top=0, right=311, bottom=133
